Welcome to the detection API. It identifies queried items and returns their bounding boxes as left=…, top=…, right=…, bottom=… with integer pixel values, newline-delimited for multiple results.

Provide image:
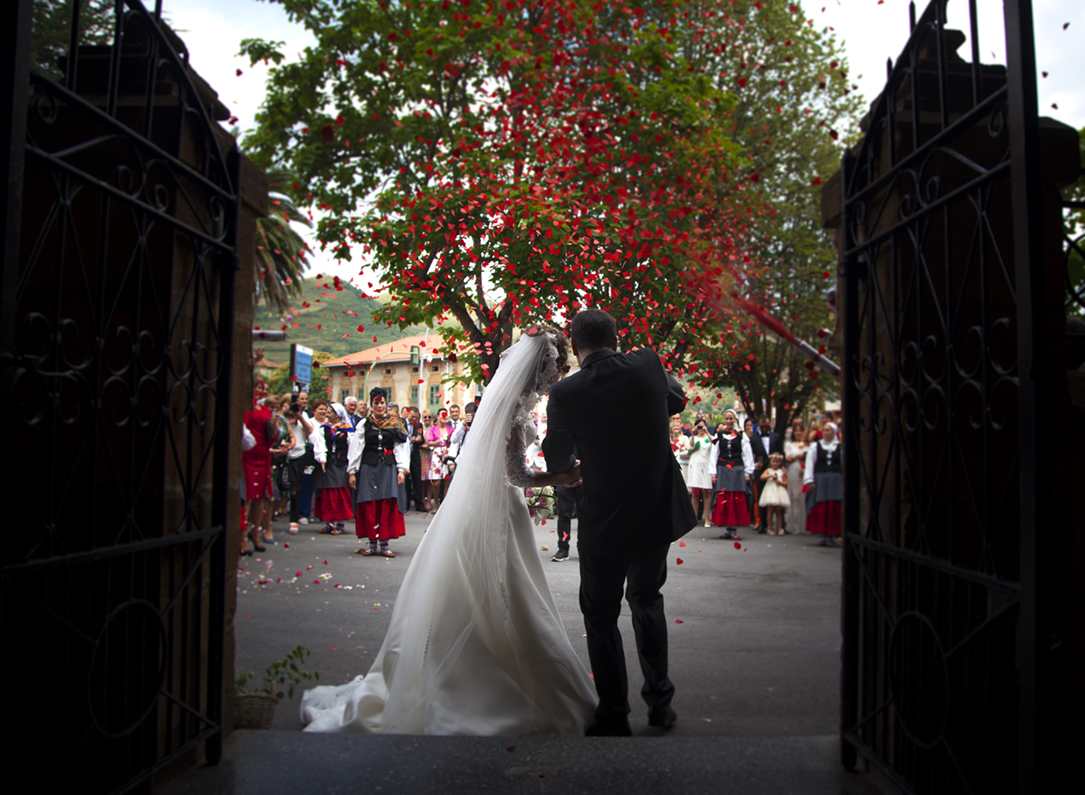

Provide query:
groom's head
left=570, top=309, right=618, bottom=364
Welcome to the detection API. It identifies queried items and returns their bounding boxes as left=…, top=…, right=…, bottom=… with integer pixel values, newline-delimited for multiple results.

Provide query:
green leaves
left=239, top=37, right=287, bottom=66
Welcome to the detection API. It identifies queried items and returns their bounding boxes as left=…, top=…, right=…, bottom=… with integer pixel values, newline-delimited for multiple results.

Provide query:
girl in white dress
left=300, top=329, right=595, bottom=735
left=758, top=452, right=789, bottom=535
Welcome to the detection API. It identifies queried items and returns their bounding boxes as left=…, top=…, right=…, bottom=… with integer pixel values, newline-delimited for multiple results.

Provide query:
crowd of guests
left=240, top=382, right=480, bottom=559
left=241, top=373, right=842, bottom=558
left=672, top=411, right=843, bottom=547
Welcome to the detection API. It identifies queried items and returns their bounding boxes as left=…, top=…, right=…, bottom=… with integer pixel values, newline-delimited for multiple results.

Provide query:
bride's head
left=523, top=326, right=568, bottom=395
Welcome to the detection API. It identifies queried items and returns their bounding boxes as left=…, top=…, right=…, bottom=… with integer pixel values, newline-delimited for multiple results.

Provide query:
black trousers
left=555, top=484, right=583, bottom=553
left=286, top=457, right=306, bottom=522
left=408, top=451, right=424, bottom=511
left=579, top=543, right=674, bottom=727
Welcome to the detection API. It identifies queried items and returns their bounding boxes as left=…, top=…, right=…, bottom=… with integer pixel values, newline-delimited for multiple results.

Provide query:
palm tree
left=255, top=167, right=310, bottom=313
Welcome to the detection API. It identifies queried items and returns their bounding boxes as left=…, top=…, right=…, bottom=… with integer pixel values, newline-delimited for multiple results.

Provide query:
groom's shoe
left=585, top=721, right=632, bottom=737
left=551, top=549, right=569, bottom=562
left=648, top=706, right=677, bottom=730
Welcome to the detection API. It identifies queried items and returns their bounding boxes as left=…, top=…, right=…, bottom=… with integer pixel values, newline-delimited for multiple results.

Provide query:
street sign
left=290, top=344, right=313, bottom=386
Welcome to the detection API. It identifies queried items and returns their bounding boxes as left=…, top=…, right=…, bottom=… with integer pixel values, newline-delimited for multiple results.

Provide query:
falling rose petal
left=676, top=558, right=684, bottom=565
left=507, top=745, right=516, bottom=753
left=675, top=619, right=684, bottom=624
left=330, top=647, right=338, bottom=651
left=679, top=541, right=686, bottom=547
left=734, top=541, right=742, bottom=549
left=296, top=572, right=303, bottom=577
left=284, top=543, right=289, bottom=549
left=246, top=615, right=253, bottom=619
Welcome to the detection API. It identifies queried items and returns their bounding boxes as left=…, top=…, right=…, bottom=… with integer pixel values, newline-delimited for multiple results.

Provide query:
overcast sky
left=169, top=0, right=1084, bottom=288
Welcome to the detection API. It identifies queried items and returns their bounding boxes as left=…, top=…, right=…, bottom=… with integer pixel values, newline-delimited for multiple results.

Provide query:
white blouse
left=346, top=420, right=410, bottom=473
left=708, top=432, right=755, bottom=477
left=803, top=439, right=841, bottom=484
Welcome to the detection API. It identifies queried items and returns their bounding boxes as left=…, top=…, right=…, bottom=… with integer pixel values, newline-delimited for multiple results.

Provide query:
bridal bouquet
left=524, top=486, right=555, bottom=525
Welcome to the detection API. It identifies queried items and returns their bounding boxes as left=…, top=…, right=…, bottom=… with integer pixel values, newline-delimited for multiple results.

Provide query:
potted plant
left=234, top=645, right=319, bottom=729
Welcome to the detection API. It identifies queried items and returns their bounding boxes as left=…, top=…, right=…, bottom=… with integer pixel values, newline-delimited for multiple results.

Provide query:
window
left=385, top=367, right=392, bottom=374
left=431, top=365, right=439, bottom=372
left=428, top=384, right=441, bottom=409
left=410, top=385, right=419, bottom=405
left=340, top=389, right=350, bottom=403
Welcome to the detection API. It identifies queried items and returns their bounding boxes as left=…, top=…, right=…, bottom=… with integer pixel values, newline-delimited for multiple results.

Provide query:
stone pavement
left=164, top=510, right=890, bottom=794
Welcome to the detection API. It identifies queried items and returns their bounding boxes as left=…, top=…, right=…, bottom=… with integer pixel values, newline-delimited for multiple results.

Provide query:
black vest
left=718, top=433, right=743, bottom=464
left=359, top=420, right=404, bottom=467
left=814, top=442, right=841, bottom=474
left=324, top=426, right=350, bottom=468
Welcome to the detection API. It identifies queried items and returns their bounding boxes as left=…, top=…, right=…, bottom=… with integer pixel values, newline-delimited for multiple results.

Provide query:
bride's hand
left=560, top=464, right=581, bottom=486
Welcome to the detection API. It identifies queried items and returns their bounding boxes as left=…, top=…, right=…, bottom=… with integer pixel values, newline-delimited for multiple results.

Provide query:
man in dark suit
left=756, top=415, right=784, bottom=533
left=405, top=406, right=426, bottom=512
left=543, top=309, right=697, bottom=736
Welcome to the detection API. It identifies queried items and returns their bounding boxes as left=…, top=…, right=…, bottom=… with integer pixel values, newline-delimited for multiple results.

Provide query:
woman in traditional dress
left=349, top=388, right=409, bottom=557
left=309, top=399, right=355, bottom=535
left=803, top=422, right=842, bottom=546
left=710, top=409, right=753, bottom=541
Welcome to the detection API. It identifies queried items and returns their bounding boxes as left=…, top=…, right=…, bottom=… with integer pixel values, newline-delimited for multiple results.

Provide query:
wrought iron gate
left=838, top=1, right=1072, bottom=792
left=1, top=2, right=238, bottom=792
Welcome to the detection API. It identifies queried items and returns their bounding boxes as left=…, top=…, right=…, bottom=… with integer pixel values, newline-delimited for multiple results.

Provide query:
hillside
left=251, top=277, right=423, bottom=363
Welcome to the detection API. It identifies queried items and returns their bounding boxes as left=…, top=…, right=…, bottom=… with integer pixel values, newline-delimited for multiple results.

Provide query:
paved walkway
left=165, top=511, right=889, bottom=794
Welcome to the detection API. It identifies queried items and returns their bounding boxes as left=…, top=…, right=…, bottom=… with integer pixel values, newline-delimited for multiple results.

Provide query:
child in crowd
left=759, top=452, right=789, bottom=535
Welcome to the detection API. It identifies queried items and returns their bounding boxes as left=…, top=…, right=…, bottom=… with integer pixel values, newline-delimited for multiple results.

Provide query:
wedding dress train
left=300, top=332, right=597, bottom=735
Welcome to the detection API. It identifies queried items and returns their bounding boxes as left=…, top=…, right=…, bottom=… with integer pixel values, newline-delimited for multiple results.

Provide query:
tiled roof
left=320, top=333, right=453, bottom=368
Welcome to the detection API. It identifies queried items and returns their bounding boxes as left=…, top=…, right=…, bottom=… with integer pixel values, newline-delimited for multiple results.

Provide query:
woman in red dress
left=309, top=400, right=356, bottom=534
left=709, top=409, right=754, bottom=541
left=349, top=388, right=409, bottom=557
left=241, top=394, right=278, bottom=555
left=803, top=423, right=843, bottom=546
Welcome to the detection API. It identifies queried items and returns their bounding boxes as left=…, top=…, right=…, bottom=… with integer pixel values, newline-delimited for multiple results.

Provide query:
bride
left=300, top=328, right=597, bottom=735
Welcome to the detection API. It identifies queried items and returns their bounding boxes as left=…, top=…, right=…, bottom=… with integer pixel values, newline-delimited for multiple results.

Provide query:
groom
left=544, top=309, right=697, bottom=736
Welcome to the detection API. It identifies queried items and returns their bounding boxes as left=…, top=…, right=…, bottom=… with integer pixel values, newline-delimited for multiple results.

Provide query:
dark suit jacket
left=543, top=348, right=697, bottom=557
left=758, top=431, right=783, bottom=456
left=748, top=433, right=768, bottom=464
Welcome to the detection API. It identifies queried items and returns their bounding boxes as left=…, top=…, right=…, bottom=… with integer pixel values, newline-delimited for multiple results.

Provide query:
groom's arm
left=542, top=391, right=576, bottom=474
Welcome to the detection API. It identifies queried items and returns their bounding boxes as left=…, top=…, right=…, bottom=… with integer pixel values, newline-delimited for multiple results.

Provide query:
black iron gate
left=838, top=1, right=1073, bottom=792
left=1, top=1, right=237, bottom=792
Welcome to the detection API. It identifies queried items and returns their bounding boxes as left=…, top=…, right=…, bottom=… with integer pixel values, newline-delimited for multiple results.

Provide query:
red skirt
left=807, top=500, right=842, bottom=536
left=713, top=490, right=750, bottom=527
left=314, top=487, right=354, bottom=521
left=242, top=460, right=272, bottom=501
left=356, top=498, right=406, bottom=541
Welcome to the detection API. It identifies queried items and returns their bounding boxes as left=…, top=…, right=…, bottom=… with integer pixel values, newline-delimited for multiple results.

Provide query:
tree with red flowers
left=242, top=0, right=856, bottom=390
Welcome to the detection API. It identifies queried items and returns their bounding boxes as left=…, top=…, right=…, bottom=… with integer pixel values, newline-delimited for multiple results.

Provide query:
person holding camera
left=283, top=395, right=314, bottom=534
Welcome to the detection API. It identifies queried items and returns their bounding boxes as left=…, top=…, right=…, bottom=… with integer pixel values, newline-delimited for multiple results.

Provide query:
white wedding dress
left=300, top=333, right=597, bottom=735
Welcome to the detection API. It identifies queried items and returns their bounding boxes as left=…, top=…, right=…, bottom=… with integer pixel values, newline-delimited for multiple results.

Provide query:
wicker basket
left=234, top=693, right=278, bottom=729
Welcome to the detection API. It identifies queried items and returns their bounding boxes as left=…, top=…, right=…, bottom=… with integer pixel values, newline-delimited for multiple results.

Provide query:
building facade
left=320, top=333, right=481, bottom=412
